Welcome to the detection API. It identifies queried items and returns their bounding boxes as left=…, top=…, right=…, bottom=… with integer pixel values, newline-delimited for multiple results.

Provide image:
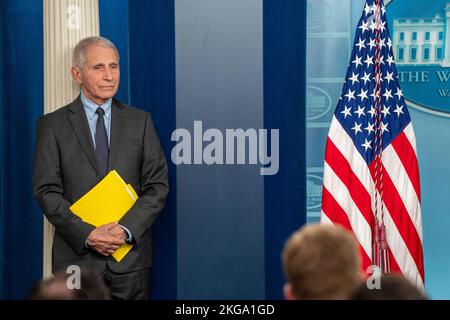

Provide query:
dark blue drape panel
left=263, top=0, right=307, bottom=299
left=0, top=2, right=5, bottom=297
left=129, top=0, right=177, bottom=299
left=0, top=0, right=43, bottom=299
left=99, top=0, right=130, bottom=105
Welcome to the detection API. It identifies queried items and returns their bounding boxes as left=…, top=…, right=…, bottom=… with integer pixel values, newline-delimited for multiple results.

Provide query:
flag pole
left=372, top=0, right=390, bottom=274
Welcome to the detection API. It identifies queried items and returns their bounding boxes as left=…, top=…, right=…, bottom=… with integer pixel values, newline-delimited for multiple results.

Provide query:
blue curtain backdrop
left=263, top=0, right=306, bottom=299
left=0, top=0, right=44, bottom=299
left=128, top=0, right=178, bottom=299
left=100, top=0, right=178, bottom=299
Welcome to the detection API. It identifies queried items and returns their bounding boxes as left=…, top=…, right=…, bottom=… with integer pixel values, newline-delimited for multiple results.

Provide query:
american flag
left=321, top=0, right=424, bottom=289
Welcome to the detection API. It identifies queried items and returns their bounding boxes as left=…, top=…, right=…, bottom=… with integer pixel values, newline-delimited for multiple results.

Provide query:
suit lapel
left=108, top=99, right=125, bottom=172
left=68, top=96, right=101, bottom=176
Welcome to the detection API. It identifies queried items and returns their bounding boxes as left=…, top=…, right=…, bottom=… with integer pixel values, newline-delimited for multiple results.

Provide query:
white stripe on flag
left=320, top=209, right=334, bottom=225
left=381, top=203, right=424, bottom=289
left=382, top=144, right=423, bottom=241
left=323, top=162, right=372, bottom=259
left=403, top=123, right=418, bottom=155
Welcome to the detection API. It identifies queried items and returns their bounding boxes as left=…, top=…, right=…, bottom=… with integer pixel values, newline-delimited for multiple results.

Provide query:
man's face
left=71, top=45, right=120, bottom=105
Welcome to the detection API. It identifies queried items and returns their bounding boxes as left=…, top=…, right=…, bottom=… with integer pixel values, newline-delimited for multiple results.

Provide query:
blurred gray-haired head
left=73, top=36, right=119, bottom=68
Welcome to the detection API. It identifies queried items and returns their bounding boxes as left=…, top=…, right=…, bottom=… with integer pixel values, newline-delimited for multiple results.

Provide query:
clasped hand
left=86, top=222, right=126, bottom=256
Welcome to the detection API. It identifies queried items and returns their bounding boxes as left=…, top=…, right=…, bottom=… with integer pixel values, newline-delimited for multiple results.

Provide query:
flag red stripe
left=369, top=162, right=425, bottom=281
left=391, top=132, right=421, bottom=202
left=322, top=187, right=352, bottom=230
left=325, top=137, right=374, bottom=227
left=322, top=186, right=372, bottom=271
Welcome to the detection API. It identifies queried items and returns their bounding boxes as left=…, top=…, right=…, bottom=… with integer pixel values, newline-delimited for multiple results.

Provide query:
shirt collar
left=80, top=91, right=112, bottom=120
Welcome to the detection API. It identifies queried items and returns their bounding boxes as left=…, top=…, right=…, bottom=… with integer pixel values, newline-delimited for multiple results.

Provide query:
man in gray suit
left=33, top=36, right=169, bottom=299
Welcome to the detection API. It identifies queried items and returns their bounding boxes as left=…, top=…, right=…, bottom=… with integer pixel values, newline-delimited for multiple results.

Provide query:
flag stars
left=352, top=55, right=363, bottom=68
left=369, top=20, right=377, bottom=32
left=348, top=72, right=360, bottom=85
left=358, top=89, right=369, bottom=102
left=334, top=3, right=413, bottom=160
left=368, top=38, right=377, bottom=51
left=384, top=71, right=394, bottom=84
left=386, top=55, right=395, bottom=66
left=362, top=139, right=372, bottom=151
left=341, top=105, right=352, bottom=119
left=364, top=55, right=374, bottom=68
left=352, top=122, right=363, bottom=135
left=383, top=88, right=393, bottom=101
left=374, top=73, right=383, bottom=85
left=394, top=104, right=404, bottom=117
left=387, top=38, right=392, bottom=50
left=354, top=106, right=366, bottom=118
left=381, top=105, right=391, bottom=117
left=364, top=3, right=372, bottom=15
left=361, top=72, right=371, bottom=85
left=375, top=55, right=385, bottom=65
left=356, top=38, right=366, bottom=51
left=365, top=122, right=375, bottom=135
left=359, top=20, right=370, bottom=33
left=345, top=89, right=356, bottom=101
left=370, top=90, right=380, bottom=101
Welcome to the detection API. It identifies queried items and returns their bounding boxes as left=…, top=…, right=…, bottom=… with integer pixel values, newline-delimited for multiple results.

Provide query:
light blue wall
left=306, top=0, right=352, bottom=223
left=412, top=109, right=450, bottom=299
left=387, top=0, right=450, bottom=300
left=175, top=0, right=265, bottom=299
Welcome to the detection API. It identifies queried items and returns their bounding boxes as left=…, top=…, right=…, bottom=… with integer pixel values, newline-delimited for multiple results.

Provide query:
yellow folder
left=70, top=170, right=138, bottom=262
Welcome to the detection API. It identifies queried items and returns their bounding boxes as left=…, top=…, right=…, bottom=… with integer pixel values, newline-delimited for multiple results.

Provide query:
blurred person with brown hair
left=282, top=224, right=363, bottom=300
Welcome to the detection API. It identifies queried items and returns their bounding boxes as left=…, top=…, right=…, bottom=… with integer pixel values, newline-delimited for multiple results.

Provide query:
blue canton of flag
left=335, top=0, right=409, bottom=165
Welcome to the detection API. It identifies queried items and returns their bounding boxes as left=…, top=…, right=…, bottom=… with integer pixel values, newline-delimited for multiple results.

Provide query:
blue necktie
left=95, top=107, right=109, bottom=176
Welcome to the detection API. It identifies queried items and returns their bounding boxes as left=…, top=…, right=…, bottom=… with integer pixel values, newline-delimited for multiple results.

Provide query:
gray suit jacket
left=33, top=96, right=169, bottom=274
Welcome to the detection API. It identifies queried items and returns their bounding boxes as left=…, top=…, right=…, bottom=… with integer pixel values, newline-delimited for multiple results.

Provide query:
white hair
left=73, top=36, right=119, bottom=68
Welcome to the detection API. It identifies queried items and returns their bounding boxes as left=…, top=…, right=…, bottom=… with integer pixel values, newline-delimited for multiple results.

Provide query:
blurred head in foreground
left=28, top=269, right=110, bottom=300
left=282, top=224, right=362, bottom=300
